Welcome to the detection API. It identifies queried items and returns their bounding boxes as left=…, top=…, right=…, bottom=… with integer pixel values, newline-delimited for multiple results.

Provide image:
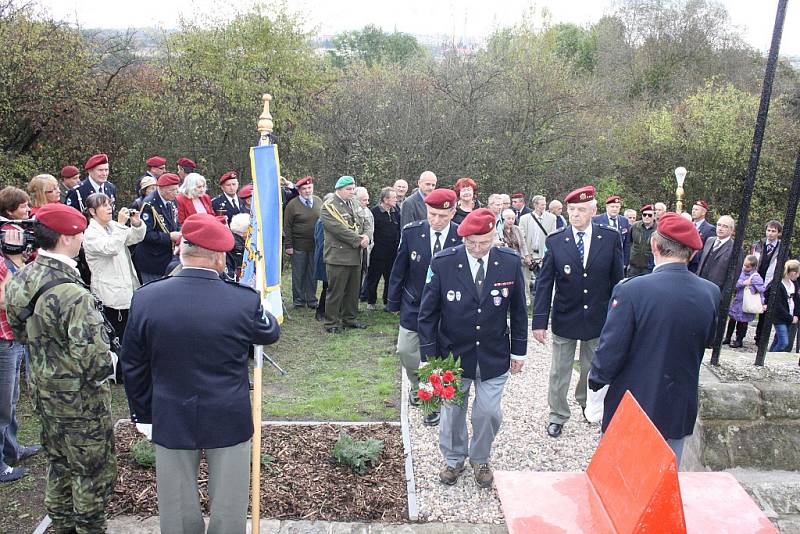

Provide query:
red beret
left=84, top=153, right=108, bottom=170
left=424, top=188, right=457, bottom=210
left=60, top=165, right=79, bottom=179
left=181, top=214, right=234, bottom=252
left=641, top=204, right=654, bottom=212
left=606, top=195, right=621, bottom=205
left=457, top=208, right=496, bottom=237
left=219, top=171, right=238, bottom=185
left=239, top=184, right=253, bottom=199
left=295, top=176, right=313, bottom=188
left=146, top=156, right=166, bottom=168
left=694, top=200, right=708, bottom=210
left=35, top=203, right=87, bottom=235
left=657, top=212, right=703, bottom=250
left=177, top=157, right=196, bottom=169
left=511, top=192, right=525, bottom=200
left=565, top=185, right=595, bottom=204
left=157, top=173, right=180, bottom=187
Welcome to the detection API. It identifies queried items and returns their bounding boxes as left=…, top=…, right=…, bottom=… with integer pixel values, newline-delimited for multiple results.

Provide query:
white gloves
left=135, top=423, right=153, bottom=440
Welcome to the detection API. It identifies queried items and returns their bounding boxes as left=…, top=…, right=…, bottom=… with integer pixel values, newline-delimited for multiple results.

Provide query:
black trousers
left=103, top=306, right=129, bottom=382
left=724, top=318, right=748, bottom=343
left=365, top=256, right=394, bottom=305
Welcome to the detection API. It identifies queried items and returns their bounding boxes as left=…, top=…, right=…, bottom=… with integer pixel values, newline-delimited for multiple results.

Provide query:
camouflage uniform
left=5, top=255, right=116, bottom=534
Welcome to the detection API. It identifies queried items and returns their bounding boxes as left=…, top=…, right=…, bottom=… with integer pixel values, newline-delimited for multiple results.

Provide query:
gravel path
left=406, top=330, right=601, bottom=523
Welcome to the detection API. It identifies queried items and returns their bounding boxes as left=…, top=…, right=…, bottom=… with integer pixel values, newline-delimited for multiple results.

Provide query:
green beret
left=335, top=175, right=355, bottom=189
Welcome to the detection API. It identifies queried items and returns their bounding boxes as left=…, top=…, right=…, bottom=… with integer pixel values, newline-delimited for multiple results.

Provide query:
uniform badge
left=455, top=291, right=461, bottom=301
left=411, top=251, right=417, bottom=261
left=490, top=289, right=500, bottom=296
left=501, top=288, right=509, bottom=298
left=425, top=266, right=434, bottom=283
left=493, top=296, right=502, bottom=306
left=564, top=264, right=571, bottom=275
left=142, top=212, right=150, bottom=221
left=447, top=290, right=455, bottom=302
left=494, top=261, right=499, bottom=266
left=611, top=299, right=619, bottom=309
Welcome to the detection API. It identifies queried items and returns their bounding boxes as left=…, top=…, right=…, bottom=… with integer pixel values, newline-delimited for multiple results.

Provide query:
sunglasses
left=642, top=213, right=654, bottom=217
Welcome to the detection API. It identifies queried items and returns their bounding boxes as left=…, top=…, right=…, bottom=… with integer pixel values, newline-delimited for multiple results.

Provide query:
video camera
left=0, top=218, right=37, bottom=255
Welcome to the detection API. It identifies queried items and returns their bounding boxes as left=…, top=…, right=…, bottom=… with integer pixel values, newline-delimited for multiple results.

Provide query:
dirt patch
left=108, top=422, right=407, bottom=522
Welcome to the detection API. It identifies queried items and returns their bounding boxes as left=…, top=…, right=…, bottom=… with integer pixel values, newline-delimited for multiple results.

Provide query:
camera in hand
left=1, top=219, right=37, bottom=255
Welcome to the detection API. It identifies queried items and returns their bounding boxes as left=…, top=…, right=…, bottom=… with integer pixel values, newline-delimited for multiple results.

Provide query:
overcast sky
left=38, top=0, right=800, bottom=55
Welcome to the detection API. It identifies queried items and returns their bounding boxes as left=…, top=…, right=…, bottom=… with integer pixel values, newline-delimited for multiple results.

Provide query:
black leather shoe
left=581, top=407, right=588, bottom=422
left=423, top=411, right=440, bottom=426
left=345, top=322, right=368, bottom=329
left=730, top=340, right=743, bottom=348
left=307, top=303, right=318, bottom=310
left=547, top=423, right=563, bottom=438
left=409, top=389, right=420, bottom=407
left=325, top=327, right=341, bottom=334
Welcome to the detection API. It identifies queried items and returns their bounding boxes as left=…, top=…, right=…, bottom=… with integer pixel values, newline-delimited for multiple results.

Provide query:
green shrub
left=332, top=432, right=384, bottom=474
left=131, top=439, right=156, bottom=469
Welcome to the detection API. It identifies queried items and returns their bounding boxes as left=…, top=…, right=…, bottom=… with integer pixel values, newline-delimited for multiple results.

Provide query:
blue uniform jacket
left=386, top=220, right=461, bottom=331
left=417, top=245, right=528, bottom=380
left=133, top=191, right=180, bottom=276
left=589, top=262, right=720, bottom=439
left=121, top=268, right=280, bottom=449
left=592, top=213, right=631, bottom=266
left=211, top=194, right=246, bottom=224
left=65, top=179, right=117, bottom=212
left=532, top=223, right=624, bottom=340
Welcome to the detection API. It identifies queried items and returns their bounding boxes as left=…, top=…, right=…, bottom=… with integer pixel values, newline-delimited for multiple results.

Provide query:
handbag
left=742, top=278, right=762, bottom=315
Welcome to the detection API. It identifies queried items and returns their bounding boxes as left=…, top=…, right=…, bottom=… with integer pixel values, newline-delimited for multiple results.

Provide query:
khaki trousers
left=548, top=335, right=598, bottom=424
left=396, top=325, right=421, bottom=389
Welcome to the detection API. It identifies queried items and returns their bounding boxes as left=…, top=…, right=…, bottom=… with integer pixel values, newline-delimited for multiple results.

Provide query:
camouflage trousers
left=40, top=413, right=116, bottom=534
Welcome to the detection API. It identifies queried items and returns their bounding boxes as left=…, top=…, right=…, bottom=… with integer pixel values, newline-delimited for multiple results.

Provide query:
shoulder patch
left=597, top=224, right=620, bottom=235
left=434, top=247, right=458, bottom=258
left=402, top=220, right=425, bottom=231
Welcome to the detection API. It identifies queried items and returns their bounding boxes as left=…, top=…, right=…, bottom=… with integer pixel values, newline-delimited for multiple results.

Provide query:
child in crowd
left=724, top=255, right=765, bottom=348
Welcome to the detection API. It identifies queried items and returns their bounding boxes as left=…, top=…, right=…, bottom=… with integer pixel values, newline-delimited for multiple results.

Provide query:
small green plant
left=131, top=439, right=156, bottom=469
left=332, top=432, right=384, bottom=474
left=261, top=452, right=275, bottom=472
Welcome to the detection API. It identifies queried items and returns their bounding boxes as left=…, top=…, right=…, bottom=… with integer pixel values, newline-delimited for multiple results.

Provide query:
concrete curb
left=400, top=370, right=419, bottom=521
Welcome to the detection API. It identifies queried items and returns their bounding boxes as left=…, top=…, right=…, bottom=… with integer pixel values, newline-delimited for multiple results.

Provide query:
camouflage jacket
left=5, top=255, right=112, bottom=419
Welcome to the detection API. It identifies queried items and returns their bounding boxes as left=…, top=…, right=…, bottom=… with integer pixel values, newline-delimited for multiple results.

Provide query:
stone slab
left=754, top=382, right=800, bottom=420
left=699, top=382, right=762, bottom=420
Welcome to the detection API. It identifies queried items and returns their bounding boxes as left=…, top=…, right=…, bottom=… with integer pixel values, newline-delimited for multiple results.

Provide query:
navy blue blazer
left=593, top=213, right=631, bottom=266
left=532, top=224, right=624, bottom=340
left=688, top=219, right=716, bottom=272
left=133, top=191, right=180, bottom=276
left=386, top=221, right=461, bottom=331
left=589, top=262, right=720, bottom=439
left=211, top=194, right=245, bottom=224
left=417, top=246, right=528, bottom=380
left=65, top=179, right=117, bottom=212
left=121, top=268, right=280, bottom=449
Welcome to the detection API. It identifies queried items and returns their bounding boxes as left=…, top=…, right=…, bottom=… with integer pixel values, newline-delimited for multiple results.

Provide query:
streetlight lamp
left=674, top=166, right=687, bottom=213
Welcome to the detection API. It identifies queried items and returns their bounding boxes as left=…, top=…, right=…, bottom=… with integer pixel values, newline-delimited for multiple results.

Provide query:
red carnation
left=418, top=389, right=433, bottom=401
left=433, top=383, right=444, bottom=396
left=429, top=373, right=441, bottom=385
left=442, top=370, right=455, bottom=382
left=442, top=385, right=455, bottom=400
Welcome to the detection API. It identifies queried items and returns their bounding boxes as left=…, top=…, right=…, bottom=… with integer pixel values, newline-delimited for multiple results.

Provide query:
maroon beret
left=157, top=173, right=180, bottom=187
left=60, top=165, right=80, bottom=179
left=219, top=171, right=238, bottom=185
left=36, top=203, right=87, bottom=235
left=565, top=185, right=595, bottom=204
left=181, top=214, right=234, bottom=252
left=641, top=204, right=654, bottom=213
left=694, top=200, right=709, bottom=210
left=511, top=192, right=525, bottom=200
left=177, top=157, right=196, bottom=169
left=657, top=212, right=703, bottom=250
left=146, top=156, right=166, bottom=168
left=239, top=184, right=253, bottom=199
left=424, top=188, right=457, bottom=210
left=295, top=176, right=313, bottom=188
left=84, top=153, right=108, bottom=170
left=606, top=195, right=621, bottom=205
left=457, top=208, right=496, bottom=237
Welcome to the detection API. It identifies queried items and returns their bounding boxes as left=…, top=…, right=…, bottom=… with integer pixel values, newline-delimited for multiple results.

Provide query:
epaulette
left=139, top=276, right=170, bottom=289
left=402, top=220, right=425, bottom=231
left=225, top=280, right=260, bottom=295
left=433, top=246, right=459, bottom=258
left=495, top=246, right=520, bottom=256
left=596, top=224, right=620, bottom=235
left=546, top=226, right=567, bottom=239
left=617, top=276, right=634, bottom=286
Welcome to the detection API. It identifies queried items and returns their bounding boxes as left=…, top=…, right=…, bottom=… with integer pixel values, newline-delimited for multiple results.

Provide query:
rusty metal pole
left=710, top=0, right=787, bottom=365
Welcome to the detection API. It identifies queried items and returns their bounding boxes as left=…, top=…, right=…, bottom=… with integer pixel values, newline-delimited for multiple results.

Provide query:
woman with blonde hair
left=27, top=174, right=60, bottom=215
left=176, top=173, right=214, bottom=224
left=765, top=259, right=800, bottom=352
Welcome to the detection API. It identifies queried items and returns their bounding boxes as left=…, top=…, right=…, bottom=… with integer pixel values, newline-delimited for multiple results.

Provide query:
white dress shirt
left=571, top=224, right=593, bottom=268
left=429, top=225, right=451, bottom=255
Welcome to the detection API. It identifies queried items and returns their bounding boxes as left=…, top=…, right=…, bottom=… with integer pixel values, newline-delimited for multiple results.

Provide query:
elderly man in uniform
left=418, top=208, right=528, bottom=488
left=211, top=171, right=244, bottom=224
left=58, top=165, right=81, bottom=203
left=65, top=153, right=118, bottom=213
left=320, top=176, right=369, bottom=333
left=532, top=186, right=624, bottom=438
left=122, top=214, right=280, bottom=534
left=134, top=173, right=182, bottom=282
left=589, top=213, right=719, bottom=466
left=6, top=203, right=117, bottom=533
left=137, top=155, right=167, bottom=194
left=176, top=157, right=196, bottom=183
left=549, top=199, right=567, bottom=229
left=593, top=195, right=631, bottom=268
left=387, top=189, right=462, bottom=426
left=284, top=176, right=321, bottom=309
left=400, top=171, right=437, bottom=227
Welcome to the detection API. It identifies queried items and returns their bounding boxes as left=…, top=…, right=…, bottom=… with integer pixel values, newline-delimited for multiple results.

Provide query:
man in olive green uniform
left=320, top=176, right=369, bottom=333
left=6, top=203, right=116, bottom=534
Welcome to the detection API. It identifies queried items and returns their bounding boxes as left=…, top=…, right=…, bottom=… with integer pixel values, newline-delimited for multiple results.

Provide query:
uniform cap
left=35, top=203, right=87, bottom=235
left=694, top=200, right=708, bottom=210
left=146, top=156, right=166, bottom=168
left=641, top=204, right=654, bottom=213
left=157, top=173, right=180, bottom=187
left=139, top=176, right=157, bottom=192
left=181, top=213, right=234, bottom=252
left=60, top=165, right=80, bottom=179
left=457, top=208, right=496, bottom=237
left=219, top=171, right=237, bottom=185
left=424, top=188, right=457, bottom=210
left=605, top=195, right=621, bottom=205
left=657, top=212, right=703, bottom=250
left=335, top=176, right=355, bottom=189
left=239, top=184, right=253, bottom=199
left=177, top=157, right=196, bottom=169
left=295, top=176, right=313, bottom=188
left=511, top=192, right=525, bottom=200
left=84, top=153, right=108, bottom=170
left=565, top=185, right=595, bottom=204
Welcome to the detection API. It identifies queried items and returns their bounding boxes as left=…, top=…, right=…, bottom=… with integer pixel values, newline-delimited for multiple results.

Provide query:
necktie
left=610, top=217, right=617, bottom=229
left=713, top=240, right=722, bottom=252
left=475, top=258, right=485, bottom=297
left=433, top=232, right=442, bottom=254
left=577, top=231, right=585, bottom=265
left=767, top=243, right=775, bottom=256
left=99, top=184, right=105, bottom=195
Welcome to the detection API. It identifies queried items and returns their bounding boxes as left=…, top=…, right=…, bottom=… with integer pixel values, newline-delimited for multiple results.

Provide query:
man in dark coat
left=121, top=214, right=280, bottom=533
left=696, top=215, right=737, bottom=292
left=532, top=186, right=624, bottom=438
left=589, top=212, right=719, bottom=467
left=366, top=186, right=401, bottom=309
left=417, top=208, right=528, bottom=489
left=65, top=153, right=118, bottom=212
left=752, top=220, right=785, bottom=344
left=133, top=173, right=182, bottom=282
left=211, top=171, right=245, bottom=224
left=688, top=200, right=716, bottom=272
left=511, top=192, right=531, bottom=224
left=400, top=171, right=437, bottom=227
left=387, top=189, right=461, bottom=426
left=593, top=195, right=632, bottom=268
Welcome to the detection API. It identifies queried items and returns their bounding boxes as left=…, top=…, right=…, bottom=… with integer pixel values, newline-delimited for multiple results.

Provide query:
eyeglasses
left=642, top=213, right=654, bottom=217
left=464, top=238, right=494, bottom=249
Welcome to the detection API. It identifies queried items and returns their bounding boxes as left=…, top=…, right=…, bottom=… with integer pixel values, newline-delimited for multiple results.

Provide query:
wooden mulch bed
left=108, top=422, right=407, bottom=522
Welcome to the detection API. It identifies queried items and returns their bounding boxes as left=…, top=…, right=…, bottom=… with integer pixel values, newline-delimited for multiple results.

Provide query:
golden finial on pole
left=258, top=93, right=273, bottom=146
left=674, top=166, right=687, bottom=213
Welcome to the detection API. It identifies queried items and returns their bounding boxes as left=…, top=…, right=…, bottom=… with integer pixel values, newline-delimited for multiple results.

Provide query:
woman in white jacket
left=83, top=193, right=146, bottom=372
